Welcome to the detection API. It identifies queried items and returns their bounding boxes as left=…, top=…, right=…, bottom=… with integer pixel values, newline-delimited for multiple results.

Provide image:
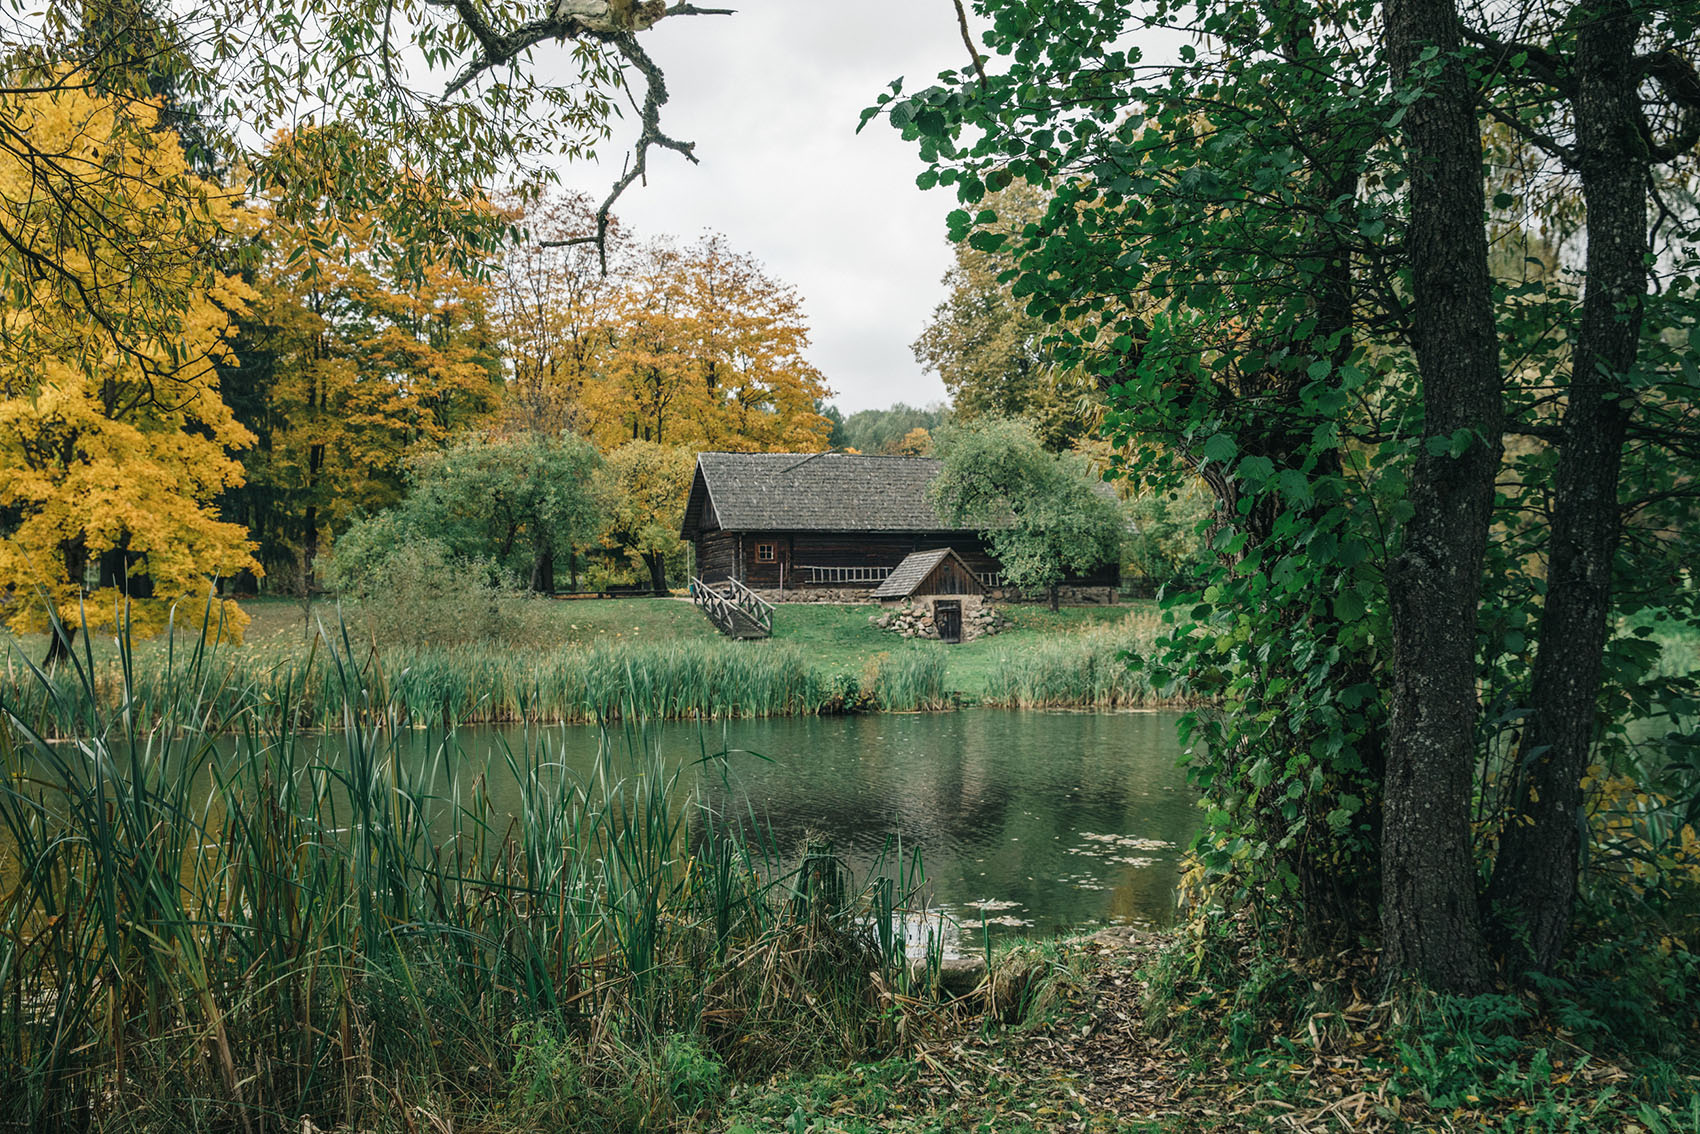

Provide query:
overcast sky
left=550, top=1, right=972, bottom=414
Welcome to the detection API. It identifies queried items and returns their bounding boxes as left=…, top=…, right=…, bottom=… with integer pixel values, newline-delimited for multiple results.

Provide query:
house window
left=756, top=542, right=777, bottom=563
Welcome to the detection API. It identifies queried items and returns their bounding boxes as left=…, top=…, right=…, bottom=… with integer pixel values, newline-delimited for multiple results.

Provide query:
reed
left=979, top=612, right=1170, bottom=709
left=0, top=616, right=942, bottom=1132
left=1, top=631, right=950, bottom=737
left=867, top=648, right=951, bottom=711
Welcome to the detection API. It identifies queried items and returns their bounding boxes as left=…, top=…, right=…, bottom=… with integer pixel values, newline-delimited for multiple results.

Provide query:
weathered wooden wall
left=695, top=532, right=737, bottom=582
left=709, top=532, right=1115, bottom=590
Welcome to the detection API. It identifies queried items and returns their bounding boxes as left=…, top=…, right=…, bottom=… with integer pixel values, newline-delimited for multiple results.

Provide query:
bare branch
left=539, top=33, right=698, bottom=272
left=1638, top=49, right=1700, bottom=164
left=952, top=0, right=989, bottom=93
left=1482, top=102, right=1578, bottom=166
left=1460, top=25, right=1573, bottom=94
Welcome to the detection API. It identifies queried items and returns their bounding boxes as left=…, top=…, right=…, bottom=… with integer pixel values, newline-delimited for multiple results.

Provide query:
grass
left=0, top=596, right=1167, bottom=733
left=0, top=621, right=947, bottom=1132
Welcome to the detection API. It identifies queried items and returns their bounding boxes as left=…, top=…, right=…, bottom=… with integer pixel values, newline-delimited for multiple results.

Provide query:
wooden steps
left=689, top=576, right=775, bottom=639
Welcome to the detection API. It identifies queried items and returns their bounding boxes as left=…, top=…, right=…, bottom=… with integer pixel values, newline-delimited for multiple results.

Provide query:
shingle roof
left=871, top=548, right=987, bottom=599
left=684, top=452, right=958, bottom=534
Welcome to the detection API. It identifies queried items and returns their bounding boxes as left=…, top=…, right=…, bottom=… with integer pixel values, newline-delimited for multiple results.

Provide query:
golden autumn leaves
left=0, top=81, right=256, bottom=642
left=0, top=85, right=835, bottom=647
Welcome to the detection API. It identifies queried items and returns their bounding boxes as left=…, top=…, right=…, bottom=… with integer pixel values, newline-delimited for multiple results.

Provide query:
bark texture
left=1379, top=0, right=1501, bottom=993
left=1486, top=0, right=1647, bottom=973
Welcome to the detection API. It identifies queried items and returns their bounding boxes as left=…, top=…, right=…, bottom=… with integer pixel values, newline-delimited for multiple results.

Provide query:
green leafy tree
left=836, top=403, right=951, bottom=454
left=884, top=0, right=1700, bottom=992
left=929, top=419, right=1123, bottom=610
left=912, top=182, right=1099, bottom=451
left=879, top=0, right=1399, bottom=955
left=333, top=432, right=601, bottom=595
left=593, top=441, right=695, bottom=595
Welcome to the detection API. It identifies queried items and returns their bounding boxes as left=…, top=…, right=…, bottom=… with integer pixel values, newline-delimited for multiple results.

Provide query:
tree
left=579, top=235, right=835, bottom=452
left=333, top=432, right=602, bottom=595
left=929, top=419, right=1123, bottom=610
left=883, top=0, right=1700, bottom=992
left=224, top=133, right=505, bottom=587
left=1472, top=0, right=1700, bottom=974
left=0, top=82, right=255, bottom=655
left=1377, top=0, right=1503, bottom=993
left=491, top=189, right=627, bottom=437
left=593, top=441, right=695, bottom=594
left=879, top=0, right=1401, bottom=954
left=912, top=182, right=1098, bottom=451
left=5, top=0, right=727, bottom=347
left=895, top=426, right=933, bottom=456
left=836, top=403, right=951, bottom=454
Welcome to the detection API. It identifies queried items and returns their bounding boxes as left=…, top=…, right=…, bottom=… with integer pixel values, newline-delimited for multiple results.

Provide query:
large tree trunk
left=531, top=547, right=556, bottom=593
left=303, top=506, right=319, bottom=595
left=644, top=551, right=668, bottom=596
left=1486, top=0, right=1646, bottom=974
left=44, top=539, right=86, bottom=666
left=1379, top=0, right=1500, bottom=992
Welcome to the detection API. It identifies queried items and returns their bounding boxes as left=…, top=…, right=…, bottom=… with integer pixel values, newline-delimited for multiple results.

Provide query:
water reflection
left=471, top=709, right=1196, bottom=942
left=17, top=710, right=1196, bottom=947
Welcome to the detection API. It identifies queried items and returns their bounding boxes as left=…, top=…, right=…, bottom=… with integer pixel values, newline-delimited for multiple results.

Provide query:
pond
left=11, top=708, right=1197, bottom=950
left=462, top=708, right=1196, bottom=943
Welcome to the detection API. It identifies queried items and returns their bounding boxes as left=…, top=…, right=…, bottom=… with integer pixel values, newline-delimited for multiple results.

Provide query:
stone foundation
left=749, top=586, right=878, bottom=604
left=869, top=595, right=1006, bottom=642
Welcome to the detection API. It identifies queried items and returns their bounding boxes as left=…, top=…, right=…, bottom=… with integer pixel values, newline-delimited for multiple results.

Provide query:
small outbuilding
left=872, top=548, right=989, bottom=644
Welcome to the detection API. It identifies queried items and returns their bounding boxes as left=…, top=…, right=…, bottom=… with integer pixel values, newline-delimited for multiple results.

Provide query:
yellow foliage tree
left=575, top=234, right=834, bottom=452
left=491, top=190, right=626, bottom=437
left=0, top=83, right=256, bottom=652
left=228, top=131, right=505, bottom=587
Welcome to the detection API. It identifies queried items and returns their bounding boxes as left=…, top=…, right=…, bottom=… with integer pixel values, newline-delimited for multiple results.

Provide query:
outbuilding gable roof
left=681, top=452, right=957, bottom=536
left=871, top=547, right=988, bottom=599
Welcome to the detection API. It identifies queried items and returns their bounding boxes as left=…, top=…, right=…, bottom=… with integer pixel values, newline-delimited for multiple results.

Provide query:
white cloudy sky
left=548, top=1, right=973, bottom=414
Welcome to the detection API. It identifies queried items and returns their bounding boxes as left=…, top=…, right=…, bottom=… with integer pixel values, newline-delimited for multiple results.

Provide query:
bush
left=329, top=536, right=547, bottom=647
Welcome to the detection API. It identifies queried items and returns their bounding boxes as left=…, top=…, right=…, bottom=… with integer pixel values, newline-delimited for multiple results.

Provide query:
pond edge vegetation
left=1, top=603, right=1181, bottom=739
left=0, top=614, right=972, bottom=1132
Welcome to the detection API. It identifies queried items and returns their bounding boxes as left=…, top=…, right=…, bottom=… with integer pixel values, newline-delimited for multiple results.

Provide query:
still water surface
left=463, top=709, right=1195, bottom=940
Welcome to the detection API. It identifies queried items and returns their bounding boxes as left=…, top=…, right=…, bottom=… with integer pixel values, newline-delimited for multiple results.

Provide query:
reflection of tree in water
left=678, top=710, right=1196, bottom=935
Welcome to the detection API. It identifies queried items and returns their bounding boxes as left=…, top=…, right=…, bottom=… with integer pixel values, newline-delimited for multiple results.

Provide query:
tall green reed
left=0, top=610, right=941, bottom=1132
left=980, top=614, right=1171, bottom=709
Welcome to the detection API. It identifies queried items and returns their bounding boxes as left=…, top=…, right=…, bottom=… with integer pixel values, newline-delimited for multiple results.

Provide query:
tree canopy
left=880, top=0, right=1700, bottom=990
left=930, top=418, right=1124, bottom=609
left=0, top=82, right=256, bottom=647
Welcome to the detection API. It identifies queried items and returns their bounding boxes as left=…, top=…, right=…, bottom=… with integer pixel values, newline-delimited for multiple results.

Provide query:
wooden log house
left=679, top=451, right=1120, bottom=600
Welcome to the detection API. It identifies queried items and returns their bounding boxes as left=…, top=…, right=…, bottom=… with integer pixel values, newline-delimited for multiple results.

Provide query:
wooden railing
left=795, top=565, right=893, bottom=584
left=689, top=575, right=774, bottom=637
left=721, top=575, right=775, bottom=634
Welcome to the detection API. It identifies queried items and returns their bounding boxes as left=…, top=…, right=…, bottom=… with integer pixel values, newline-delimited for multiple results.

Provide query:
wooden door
left=935, top=601, right=962, bottom=644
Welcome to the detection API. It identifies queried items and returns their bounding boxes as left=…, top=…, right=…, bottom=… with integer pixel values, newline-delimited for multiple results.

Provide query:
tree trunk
left=43, top=623, right=78, bottom=666
left=1379, top=0, right=1500, bottom=992
left=45, top=539, right=86, bottom=666
left=531, top=547, right=556, bottom=593
left=1486, top=0, right=1645, bottom=974
left=303, top=506, right=319, bottom=595
left=645, top=551, right=668, bottom=596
